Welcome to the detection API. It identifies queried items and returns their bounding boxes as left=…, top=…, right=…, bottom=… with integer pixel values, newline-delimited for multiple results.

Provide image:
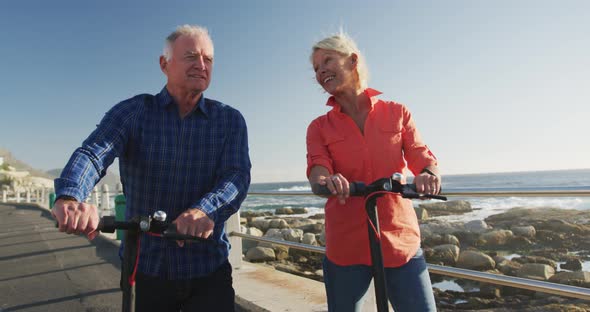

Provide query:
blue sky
left=1, top=1, right=588, bottom=183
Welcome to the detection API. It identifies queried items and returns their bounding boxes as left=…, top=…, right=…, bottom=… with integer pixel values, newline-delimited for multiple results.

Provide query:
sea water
left=243, top=169, right=590, bottom=222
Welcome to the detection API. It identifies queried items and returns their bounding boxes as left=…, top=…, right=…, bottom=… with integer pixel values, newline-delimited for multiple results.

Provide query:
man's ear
left=351, top=53, right=358, bottom=66
left=159, top=55, right=167, bottom=74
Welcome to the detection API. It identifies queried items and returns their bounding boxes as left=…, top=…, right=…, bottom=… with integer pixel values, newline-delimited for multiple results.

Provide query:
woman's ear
left=350, top=53, right=358, bottom=68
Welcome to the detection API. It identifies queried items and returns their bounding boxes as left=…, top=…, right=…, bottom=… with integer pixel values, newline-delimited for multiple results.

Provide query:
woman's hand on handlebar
left=309, top=167, right=349, bottom=204
left=413, top=169, right=441, bottom=196
left=51, top=198, right=100, bottom=240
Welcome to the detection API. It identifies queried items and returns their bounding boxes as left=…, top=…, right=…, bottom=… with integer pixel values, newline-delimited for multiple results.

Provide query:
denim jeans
left=323, top=248, right=437, bottom=312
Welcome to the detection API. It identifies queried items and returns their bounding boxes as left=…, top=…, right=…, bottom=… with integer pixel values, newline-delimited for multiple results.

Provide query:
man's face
left=163, top=34, right=214, bottom=94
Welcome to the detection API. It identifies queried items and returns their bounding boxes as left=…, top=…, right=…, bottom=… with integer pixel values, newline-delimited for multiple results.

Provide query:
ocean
left=242, top=169, right=590, bottom=223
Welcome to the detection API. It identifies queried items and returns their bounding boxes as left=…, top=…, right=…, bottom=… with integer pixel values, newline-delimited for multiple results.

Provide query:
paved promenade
left=0, top=203, right=335, bottom=312
left=0, top=203, right=122, bottom=311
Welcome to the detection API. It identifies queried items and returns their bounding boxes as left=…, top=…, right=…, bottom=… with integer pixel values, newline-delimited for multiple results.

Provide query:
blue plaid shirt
left=55, top=87, right=251, bottom=279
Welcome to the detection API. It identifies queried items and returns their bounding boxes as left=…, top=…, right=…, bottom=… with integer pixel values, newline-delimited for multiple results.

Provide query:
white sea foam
left=277, top=185, right=312, bottom=192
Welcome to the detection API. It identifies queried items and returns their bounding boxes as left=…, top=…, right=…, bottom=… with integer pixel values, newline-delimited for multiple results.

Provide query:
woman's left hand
left=414, top=171, right=441, bottom=196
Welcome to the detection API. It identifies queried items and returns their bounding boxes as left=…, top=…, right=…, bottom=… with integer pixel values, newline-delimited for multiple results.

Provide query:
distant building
left=0, top=156, right=3, bottom=166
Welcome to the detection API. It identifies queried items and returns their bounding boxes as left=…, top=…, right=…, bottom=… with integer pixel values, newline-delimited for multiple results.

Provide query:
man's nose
left=193, top=57, right=205, bottom=70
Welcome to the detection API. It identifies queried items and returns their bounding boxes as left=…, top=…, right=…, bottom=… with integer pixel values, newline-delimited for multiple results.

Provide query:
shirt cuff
left=192, top=197, right=218, bottom=222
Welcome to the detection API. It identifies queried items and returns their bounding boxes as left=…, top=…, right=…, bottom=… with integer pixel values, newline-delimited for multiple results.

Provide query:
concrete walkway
left=0, top=203, right=384, bottom=312
left=0, top=203, right=121, bottom=312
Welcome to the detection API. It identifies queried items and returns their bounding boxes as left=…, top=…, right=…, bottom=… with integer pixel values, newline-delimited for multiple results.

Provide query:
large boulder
left=250, top=218, right=271, bottom=232
left=282, top=229, right=304, bottom=243
left=242, top=227, right=264, bottom=252
left=464, top=220, right=491, bottom=233
left=561, top=259, right=583, bottom=271
left=456, top=250, right=495, bottom=271
left=549, top=271, right=590, bottom=287
left=495, top=258, right=522, bottom=276
left=245, top=247, right=276, bottom=262
left=269, top=218, right=289, bottom=229
left=419, top=200, right=472, bottom=216
left=511, top=225, right=536, bottom=238
left=431, top=244, right=460, bottom=265
left=517, top=263, right=555, bottom=281
left=479, top=230, right=514, bottom=247
left=302, top=233, right=318, bottom=246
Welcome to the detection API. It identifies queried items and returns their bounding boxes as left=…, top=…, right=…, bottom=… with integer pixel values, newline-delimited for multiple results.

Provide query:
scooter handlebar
left=312, top=181, right=447, bottom=201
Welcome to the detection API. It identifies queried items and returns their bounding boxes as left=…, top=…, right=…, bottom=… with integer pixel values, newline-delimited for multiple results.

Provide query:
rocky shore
left=239, top=201, right=590, bottom=311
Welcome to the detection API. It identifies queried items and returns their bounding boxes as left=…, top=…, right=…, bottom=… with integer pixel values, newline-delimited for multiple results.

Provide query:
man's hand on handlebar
left=173, top=208, right=214, bottom=247
left=51, top=198, right=100, bottom=240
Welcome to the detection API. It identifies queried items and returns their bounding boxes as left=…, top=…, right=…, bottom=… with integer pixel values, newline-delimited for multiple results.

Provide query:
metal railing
left=232, top=188, right=590, bottom=301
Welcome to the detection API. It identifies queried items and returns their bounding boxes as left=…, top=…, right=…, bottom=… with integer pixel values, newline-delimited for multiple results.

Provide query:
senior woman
left=306, top=32, right=441, bottom=312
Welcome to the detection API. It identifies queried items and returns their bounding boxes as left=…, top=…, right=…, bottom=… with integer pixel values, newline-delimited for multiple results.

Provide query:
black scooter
left=313, top=173, right=447, bottom=312
left=98, top=211, right=209, bottom=312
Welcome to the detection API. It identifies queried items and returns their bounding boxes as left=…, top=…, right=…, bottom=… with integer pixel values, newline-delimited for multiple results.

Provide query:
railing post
left=40, top=188, right=46, bottom=207
left=115, top=195, right=126, bottom=240
left=16, top=189, right=21, bottom=203
left=26, top=189, right=31, bottom=203
left=2, top=189, right=6, bottom=203
left=226, top=212, right=242, bottom=269
left=91, top=187, right=99, bottom=208
left=101, top=184, right=111, bottom=216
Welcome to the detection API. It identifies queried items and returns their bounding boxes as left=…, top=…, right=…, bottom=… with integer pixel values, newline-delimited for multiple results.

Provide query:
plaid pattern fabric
left=55, top=87, right=251, bottom=279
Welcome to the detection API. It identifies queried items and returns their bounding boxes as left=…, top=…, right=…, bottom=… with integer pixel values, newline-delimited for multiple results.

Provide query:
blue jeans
left=323, top=248, right=436, bottom=312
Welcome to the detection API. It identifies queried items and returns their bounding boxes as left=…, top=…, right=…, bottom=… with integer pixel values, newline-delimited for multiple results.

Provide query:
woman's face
left=312, top=49, right=358, bottom=95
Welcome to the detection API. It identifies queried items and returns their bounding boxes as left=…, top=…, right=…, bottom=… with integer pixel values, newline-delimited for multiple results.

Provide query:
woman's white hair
left=311, top=31, right=369, bottom=89
left=163, top=24, right=214, bottom=61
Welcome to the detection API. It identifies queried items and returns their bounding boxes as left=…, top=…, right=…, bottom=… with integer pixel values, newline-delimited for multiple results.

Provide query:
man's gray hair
left=311, top=31, right=369, bottom=89
left=163, top=24, right=214, bottom=61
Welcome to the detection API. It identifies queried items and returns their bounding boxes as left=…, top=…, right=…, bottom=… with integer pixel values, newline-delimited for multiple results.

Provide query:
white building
left=0, top=156, right=4, bottom=166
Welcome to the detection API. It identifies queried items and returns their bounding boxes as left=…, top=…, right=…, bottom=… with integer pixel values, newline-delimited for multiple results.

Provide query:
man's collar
left=157, top=87, right=209, bottom=117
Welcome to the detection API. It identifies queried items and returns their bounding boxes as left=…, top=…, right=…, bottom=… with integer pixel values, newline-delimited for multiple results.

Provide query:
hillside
left=46, top=167, right=122, bottom=193
left=0, top=148, right=54, bottom=179
left=0, top=148, right=122, bottom=192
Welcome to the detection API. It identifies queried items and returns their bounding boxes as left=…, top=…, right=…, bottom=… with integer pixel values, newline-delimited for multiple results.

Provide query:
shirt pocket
left=377, top=122, right=403, bottom=156
left=324, top=134, right=362, bottom=173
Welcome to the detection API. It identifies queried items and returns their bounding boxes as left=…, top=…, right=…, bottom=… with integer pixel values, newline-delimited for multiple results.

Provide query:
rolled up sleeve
left=306, top=119, right=334, bottom=177
left=400, top=105, right=438, bottom=175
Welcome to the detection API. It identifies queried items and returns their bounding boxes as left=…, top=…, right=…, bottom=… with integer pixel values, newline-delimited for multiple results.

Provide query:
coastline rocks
left=419, top=200, right=472, bottom=216
left=513, top=255, right=557, bottom=270
left=245, top=247, right=276, bottom=262
left=456, top=250, right=495, bottom=271
left=275, top=207, right=309, bottom=215
left=430, top=244, right=460, bottom=265
left=420, top=220, right=463, bottom=236
left=423, top=234, right=460, bottom=247
left=511, top=225, right=536, bottom=238
left=250, top=219, right=271, bottom=232
left=517, top=263, right=555, bottom=281
left=464, top=220, right=491, bottom=233
left=561, top=259, right=583, bottom=271
left=478, top=230, right=514, bottom=247
left=548, top=271, right=590, bottom=287
left=269, top=218, right=289, bottom=229
left=414, top=207, right=429, bottom=220
left=282, top=229, right=304, bottom=243
left=495, top=258, right=522, bottom=276
left=240, top=211, right=273, bottom=218
left=302, top=233, right=318, bottom=246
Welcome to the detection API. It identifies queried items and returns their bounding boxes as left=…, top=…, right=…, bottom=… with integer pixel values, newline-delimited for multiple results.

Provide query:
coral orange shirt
left=306, top=88, right=438, bottom=267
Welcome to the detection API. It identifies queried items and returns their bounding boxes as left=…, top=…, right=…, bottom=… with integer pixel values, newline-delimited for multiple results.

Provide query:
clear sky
left=1, top=1, right=588, bottom=183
